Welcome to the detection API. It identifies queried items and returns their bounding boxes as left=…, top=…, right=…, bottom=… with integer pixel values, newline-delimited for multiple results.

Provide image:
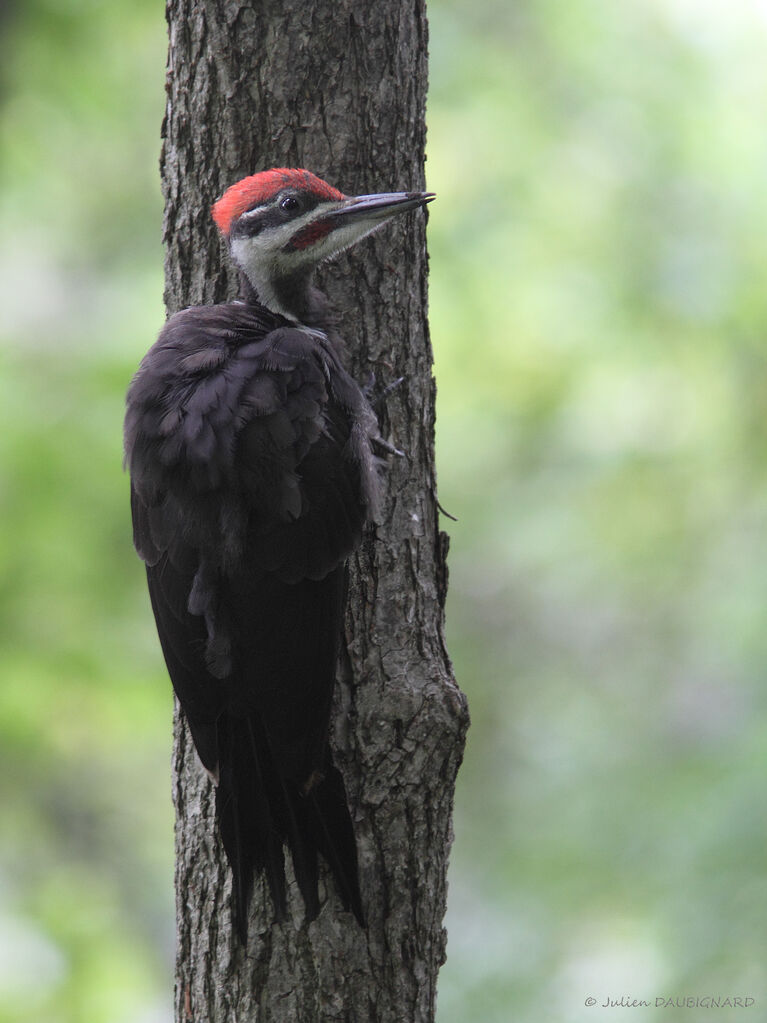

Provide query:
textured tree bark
left=161, top=2, right=468, bottom=1020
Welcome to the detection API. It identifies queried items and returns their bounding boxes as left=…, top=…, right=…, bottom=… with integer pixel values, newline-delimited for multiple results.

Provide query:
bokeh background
left=2, top=1, right=766, bottom=1020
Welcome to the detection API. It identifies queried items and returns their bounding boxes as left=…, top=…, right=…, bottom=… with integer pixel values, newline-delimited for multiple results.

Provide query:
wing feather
left=125, top=303, right=376, bottom=933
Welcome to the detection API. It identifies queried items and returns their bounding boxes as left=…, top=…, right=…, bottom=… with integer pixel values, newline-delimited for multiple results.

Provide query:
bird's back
left=125, top=300, right=377, bottom=935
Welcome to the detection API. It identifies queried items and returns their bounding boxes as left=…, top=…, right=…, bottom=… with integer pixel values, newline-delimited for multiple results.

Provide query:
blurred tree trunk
left=161, top=1, right=468, bottom=1020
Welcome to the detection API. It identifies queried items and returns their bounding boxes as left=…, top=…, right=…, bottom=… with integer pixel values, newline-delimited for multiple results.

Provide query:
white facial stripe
left=230, top=204, right=338, bottom=277
left=239, top=204, right=269, bottom=220
left=230, top=236, right=296, bottom=320
left=272, top=206, right=336, bottom=248
left=229, top=203, right=394, bottom=320
left=232, top=214, right=382, bottom=275
left=310, top=219, right=385, bottom=259
left=237, top=204, right=337, bottom=243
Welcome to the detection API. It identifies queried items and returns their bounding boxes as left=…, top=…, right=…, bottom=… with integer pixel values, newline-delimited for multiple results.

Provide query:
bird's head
left=212, top=168, right=434, bottom=322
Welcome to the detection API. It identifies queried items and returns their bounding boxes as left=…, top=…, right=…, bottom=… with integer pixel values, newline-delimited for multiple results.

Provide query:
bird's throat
left=238, top=266, right=330, bottom=330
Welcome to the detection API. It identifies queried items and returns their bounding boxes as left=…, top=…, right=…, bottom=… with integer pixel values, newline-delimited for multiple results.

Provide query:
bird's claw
left=373, top=376, right=405, bottom=409
left=373, top=435, right=406, bottom=458
left=364, top=373, right=405, bottom=410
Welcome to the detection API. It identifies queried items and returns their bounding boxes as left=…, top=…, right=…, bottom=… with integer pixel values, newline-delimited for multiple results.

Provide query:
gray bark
left=161, top=2, right=468, bottom=1020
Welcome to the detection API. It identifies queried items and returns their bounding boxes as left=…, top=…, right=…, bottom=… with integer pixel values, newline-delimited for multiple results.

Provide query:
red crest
left=211, top=169, right=345, bottom=235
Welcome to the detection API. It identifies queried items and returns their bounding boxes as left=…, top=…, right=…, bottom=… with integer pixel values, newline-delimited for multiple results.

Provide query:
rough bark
left=161, top=2, right=468, bottom=1020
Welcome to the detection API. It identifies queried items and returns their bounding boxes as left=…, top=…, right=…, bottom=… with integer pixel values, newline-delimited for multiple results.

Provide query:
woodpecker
left=124, top=168, right=434, bottom=942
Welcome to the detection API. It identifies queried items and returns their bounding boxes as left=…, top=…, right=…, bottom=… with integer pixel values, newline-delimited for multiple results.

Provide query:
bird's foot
left=364, top=373, right=405, bottom=410
left=373, top=435, right=406, bottom=458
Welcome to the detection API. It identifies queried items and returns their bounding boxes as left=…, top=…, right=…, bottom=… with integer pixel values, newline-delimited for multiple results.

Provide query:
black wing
left=125, top=305, right=377, bottom=936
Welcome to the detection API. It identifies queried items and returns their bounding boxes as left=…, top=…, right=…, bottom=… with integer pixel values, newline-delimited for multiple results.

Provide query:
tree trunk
left=161, top=2, right=468, bottom=1020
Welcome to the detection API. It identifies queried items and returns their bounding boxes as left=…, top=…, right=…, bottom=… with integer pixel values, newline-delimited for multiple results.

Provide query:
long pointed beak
left=332, top=190, right=435, bottom=224
left=282, top=189, right=435, bottom=256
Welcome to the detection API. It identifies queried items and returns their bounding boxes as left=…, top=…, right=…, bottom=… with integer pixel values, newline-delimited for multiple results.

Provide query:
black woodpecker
left=124, top=168, right=434, bottom=942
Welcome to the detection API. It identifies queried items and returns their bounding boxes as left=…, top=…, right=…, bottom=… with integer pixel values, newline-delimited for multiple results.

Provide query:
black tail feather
left=216, top=715, right=287, bottom=942
left=304, top=763, right=365, bottom=926
left=214, top=712, right=364, bottom=941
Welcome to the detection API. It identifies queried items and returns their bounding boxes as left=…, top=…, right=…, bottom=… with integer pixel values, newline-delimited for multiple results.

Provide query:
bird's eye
left=279, top=195, right=301, bottom=213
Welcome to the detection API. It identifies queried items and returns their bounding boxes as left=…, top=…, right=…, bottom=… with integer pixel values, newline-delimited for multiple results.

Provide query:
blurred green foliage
left=1, top=1, right=766, bottom=1020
